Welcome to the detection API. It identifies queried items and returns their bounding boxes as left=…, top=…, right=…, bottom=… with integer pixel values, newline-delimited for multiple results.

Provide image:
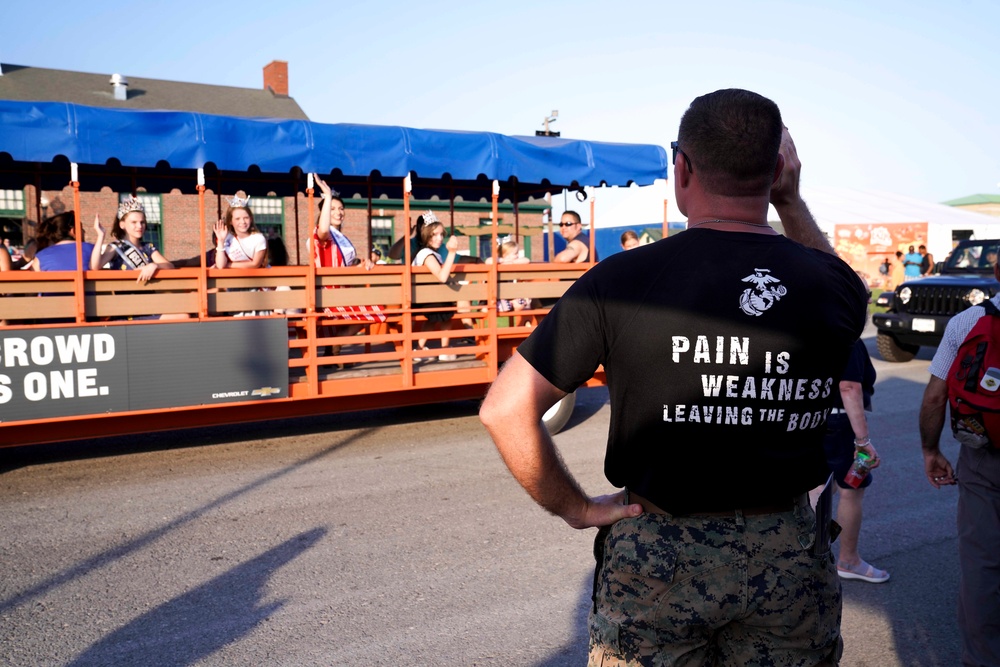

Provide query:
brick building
left=0, top=61, right=547, bottom=264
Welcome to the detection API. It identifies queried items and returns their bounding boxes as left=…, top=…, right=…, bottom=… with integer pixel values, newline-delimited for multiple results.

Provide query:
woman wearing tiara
left=312, top=176, right=374, bottom=273
left=213, top=196, right=267, bottom=269
left=90, top=196, right=175, bottom=282
left=90, top=196, right=189, bottom=319
left=310, top=176, right=386, bottom=360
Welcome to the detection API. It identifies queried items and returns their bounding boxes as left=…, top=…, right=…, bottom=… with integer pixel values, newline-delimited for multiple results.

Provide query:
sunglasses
left=558, top=222, right=579, bottom=227
left=670, top=141, right=693, bottom=174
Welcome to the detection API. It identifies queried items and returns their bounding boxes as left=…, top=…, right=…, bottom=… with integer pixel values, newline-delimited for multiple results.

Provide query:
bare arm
left=769, top=127, right=835, bottom=255
left=150, top=249, right=174, bottom=269
left=0, top=245, right=10, bottom=272
left=130, top=248, right=175, bottom=284
left=387, top=219, right=417, bottom=261
left=480, top=352, right=642, bottom=528
left=90, top=214, right=117, bottom=270
left=315, top=174, right=332, bottom=242
left=839, top=380, right=879, bottom=468
left=213, top=221, right=229, bottom=269
left=554, top=240, right=587, bottom=263
left=421, top=236, right=459, bottom=283
left=387, top=235, right=406, bottom=261
left=919, top=376, right=956, bottom=488
left=227, top=248, right=268, bottom=269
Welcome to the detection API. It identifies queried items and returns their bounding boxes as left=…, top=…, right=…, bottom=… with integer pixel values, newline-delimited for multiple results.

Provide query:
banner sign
left=0, top=319, right=289, bottom=423
left=834, top=222, right=929, bottom=289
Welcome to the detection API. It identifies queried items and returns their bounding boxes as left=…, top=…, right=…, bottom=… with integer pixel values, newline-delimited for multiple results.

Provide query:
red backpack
left=948, top=300, right=1000, bottom=448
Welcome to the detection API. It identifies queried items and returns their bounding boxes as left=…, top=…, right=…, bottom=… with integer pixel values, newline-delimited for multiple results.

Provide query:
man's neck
left=680, top=191, right=771, bottom=226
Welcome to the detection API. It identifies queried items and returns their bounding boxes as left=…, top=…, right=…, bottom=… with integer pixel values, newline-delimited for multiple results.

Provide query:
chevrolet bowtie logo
left=252, top=387, right=281, bottom=397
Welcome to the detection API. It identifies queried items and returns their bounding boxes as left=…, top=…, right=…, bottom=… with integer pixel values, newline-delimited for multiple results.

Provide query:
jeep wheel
left=876, top=332, right=918, bottom=363
left=542, top=391, right=576, bottom=434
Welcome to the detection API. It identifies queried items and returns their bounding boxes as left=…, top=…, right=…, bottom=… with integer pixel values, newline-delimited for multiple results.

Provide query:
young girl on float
left=90, top=196, right=189, bottom=320
left=90, top=196, right=174, bottom=281
left=412, top=212, right=460, bottom=360
left=213, top=196, right=267, bottom=269
left=486, top=236, right=532, bottom=325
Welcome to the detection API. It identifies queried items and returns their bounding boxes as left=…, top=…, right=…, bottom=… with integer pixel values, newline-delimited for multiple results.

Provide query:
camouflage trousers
left=588, top=499, right=842, bottom=667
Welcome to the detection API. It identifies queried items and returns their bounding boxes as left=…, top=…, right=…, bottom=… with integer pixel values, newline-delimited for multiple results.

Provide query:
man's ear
left=676, top=155, right=692, bottom=189
left=771, top=153, right=786, bottom=186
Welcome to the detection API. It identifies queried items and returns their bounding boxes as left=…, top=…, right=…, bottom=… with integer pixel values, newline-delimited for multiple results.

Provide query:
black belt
left=627, top=490, right=806, bottom=518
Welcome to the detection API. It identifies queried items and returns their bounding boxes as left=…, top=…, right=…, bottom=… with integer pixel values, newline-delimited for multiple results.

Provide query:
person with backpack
left=919, top=259, right=1000, bottom=666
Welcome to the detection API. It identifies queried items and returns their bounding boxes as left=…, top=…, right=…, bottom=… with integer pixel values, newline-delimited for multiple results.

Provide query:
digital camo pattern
left=588, top=506, right=842, bottom=666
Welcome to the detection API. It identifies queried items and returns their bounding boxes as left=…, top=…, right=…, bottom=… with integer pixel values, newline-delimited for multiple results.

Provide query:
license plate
left=912, top=318, right=935, bottom=333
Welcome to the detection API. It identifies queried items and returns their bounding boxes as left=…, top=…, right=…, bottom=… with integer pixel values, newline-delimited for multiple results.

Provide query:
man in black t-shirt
left=554, top=210, right=598, bottom=263
left=481, top=89, right=867, bottom=666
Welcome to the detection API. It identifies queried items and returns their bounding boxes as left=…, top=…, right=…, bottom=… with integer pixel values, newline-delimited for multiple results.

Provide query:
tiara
left=227, top=194, right=251, bottom=208
left=117, top=195, right=145, bottom=220
left=422, top=210, right=438, bottom=224
left=497, top=235, right=513, bottom=247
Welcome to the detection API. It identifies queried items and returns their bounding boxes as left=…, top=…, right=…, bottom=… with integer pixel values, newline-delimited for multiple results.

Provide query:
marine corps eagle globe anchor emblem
left=739, top=269, right=787, bottom=316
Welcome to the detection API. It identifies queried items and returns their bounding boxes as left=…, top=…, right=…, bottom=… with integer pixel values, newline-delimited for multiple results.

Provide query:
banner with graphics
left=833, top=222, right=929, bottom=288
left=0, top=319, right=288, bottom=423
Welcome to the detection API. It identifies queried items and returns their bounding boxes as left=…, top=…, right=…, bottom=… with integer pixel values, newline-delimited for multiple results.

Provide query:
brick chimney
left=263, top=60, right=288, bottom=96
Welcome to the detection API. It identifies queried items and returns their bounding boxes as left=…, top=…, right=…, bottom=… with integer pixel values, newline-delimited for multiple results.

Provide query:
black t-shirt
left=831, top=339, right=876, bottom=412
left=517, top=228, right=867, bottom=513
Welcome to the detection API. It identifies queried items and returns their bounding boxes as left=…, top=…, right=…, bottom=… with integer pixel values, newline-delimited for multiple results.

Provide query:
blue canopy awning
left=0, top=100, right=668, bottom=198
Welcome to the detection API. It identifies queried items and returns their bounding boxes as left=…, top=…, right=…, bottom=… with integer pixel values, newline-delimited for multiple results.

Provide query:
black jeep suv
left=873, top=239, right=1000, bottom=362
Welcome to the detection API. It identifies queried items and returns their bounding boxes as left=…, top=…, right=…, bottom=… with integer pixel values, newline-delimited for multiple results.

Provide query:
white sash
left=330, top=228, right=356, bottom=266
left=224, top=234, right=253, bottom=263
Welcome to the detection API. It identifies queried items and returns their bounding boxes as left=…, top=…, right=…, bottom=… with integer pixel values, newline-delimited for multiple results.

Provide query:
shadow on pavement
left=65, top=528, right=326, bottom=667
left=534, top=572, right=592, bottom=667
left=0, top=432, right=363, bottom=614
left=839, top=524, right=961, bottom=665
left=0, top=399, right=484, bottom=472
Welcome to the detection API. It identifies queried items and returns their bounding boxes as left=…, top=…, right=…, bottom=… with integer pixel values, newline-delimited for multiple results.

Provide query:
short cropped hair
left=677, top=89, right=783, bottom=196
left=561, top=210, right=582, bottom=225
left=620, top=230, right=639, bottom=245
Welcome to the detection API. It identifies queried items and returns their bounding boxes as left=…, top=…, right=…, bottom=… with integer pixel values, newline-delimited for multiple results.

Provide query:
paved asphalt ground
left=0, top=326, right=963, bottom=666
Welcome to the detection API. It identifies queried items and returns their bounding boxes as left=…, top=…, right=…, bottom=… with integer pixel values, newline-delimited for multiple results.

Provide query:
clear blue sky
left=3, top=0, right=997, bottom=203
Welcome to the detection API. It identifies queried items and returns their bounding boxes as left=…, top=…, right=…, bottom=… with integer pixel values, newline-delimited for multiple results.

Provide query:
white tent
left=549, top=180, right=679, bottom=230
left=549, top=182, right=999, bottom=262
left=798, top=186, right=1000, bottom=259
left=552, top=180, right=1000, bottom=261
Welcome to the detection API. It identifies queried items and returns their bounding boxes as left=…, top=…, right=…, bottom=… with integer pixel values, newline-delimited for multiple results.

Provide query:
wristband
left=854, top=436, right=871, bottom=447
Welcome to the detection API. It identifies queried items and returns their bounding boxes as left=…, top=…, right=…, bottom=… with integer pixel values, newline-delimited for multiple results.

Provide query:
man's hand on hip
left=564, top=490, right=644, bottom=530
